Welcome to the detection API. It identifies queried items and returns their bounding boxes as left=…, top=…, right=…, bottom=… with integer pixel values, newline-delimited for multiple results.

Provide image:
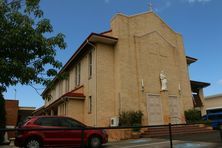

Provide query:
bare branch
left=28, top=84, right=44, bottom=96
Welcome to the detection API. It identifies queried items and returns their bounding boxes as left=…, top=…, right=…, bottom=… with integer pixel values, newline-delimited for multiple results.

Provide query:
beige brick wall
left=202, top=94, right=222, bottom=115
left=109, top=12, right=193, bottom=124
left=67, top=99, right=84, bottom=122
left=96, top=43, right=116, bottom=127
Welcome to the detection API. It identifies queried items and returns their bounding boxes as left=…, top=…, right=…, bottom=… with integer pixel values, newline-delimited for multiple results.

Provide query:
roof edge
left=190, top=80, right=210, bottom=88
left=110, top=11, right=178, bottom=35
left=186, top=56, right=198, bottom=64
left=205, top=94, right=222, bottom=99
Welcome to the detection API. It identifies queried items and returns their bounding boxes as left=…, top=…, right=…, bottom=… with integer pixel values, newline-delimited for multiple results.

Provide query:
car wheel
left=89, top=136, right=102, bottom=148
left=25, top=138, right=42, bottom=148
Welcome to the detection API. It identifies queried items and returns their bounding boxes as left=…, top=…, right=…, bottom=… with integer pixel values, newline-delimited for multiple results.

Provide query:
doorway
left=147, top=94, right=164, bottom=125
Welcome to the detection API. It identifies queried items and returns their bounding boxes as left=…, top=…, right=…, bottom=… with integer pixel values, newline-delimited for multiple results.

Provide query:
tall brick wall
left=5, top=100, right=19, bottom=138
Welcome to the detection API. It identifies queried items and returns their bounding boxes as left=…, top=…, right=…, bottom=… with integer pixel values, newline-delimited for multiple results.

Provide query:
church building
left=37, top=10, right=209, bottom=127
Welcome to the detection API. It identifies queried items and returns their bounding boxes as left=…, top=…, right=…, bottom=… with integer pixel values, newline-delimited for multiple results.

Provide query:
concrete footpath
left=105, top=138, right=222, bottom=148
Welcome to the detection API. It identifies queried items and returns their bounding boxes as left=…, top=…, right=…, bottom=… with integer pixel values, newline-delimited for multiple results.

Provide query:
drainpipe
left=87, top=40, right=97, bottom=127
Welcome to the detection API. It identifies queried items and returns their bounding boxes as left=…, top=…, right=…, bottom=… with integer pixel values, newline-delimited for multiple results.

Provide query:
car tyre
left=89, top=136, right=102, bottom=148
left=25, top=138, right=42, bottom=148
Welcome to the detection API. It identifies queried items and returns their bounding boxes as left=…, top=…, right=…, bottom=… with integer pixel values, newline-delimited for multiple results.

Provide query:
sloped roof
left=61, top=92, right=85, bottom=98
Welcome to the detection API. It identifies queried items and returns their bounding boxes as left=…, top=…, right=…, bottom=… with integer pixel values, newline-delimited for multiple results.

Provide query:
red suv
left=14, top=116, right=108, bottom=148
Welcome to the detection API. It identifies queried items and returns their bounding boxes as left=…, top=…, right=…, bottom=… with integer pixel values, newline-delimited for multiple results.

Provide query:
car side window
left=35, top=117, right=59, bottom=127
left=59, top=118, right=84, bottom=128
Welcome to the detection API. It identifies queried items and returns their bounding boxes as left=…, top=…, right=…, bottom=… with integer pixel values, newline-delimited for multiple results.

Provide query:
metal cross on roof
left=148, top=0, right=153, bottom=12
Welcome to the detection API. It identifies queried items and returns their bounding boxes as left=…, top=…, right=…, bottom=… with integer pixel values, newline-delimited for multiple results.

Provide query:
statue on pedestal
left=160, top=70, right=168, bottom=91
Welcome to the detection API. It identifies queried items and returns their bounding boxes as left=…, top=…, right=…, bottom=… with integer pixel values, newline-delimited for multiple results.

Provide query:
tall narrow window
left=75, top=62, right=81, bottom=86
left=88, top=96, right=92, bottom=114
left=88, top=51, right=93, bottom=79
left=65, top=74, right=70, bottom=92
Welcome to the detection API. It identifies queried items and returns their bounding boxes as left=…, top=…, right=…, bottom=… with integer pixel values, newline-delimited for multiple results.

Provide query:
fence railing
left=0, top=122, right=221, bottom=148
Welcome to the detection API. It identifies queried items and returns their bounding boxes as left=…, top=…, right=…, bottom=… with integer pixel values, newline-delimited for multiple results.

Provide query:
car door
left=58, top=117, right=85, bottom=147
left=34, top=117, right=64, bottom=146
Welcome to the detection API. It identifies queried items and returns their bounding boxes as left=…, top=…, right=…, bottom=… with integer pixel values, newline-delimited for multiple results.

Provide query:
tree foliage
left=0, top=0, right=66, bottom=92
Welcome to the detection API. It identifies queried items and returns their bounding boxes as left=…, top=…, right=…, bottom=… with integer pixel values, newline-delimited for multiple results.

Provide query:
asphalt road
left=1, top=131, right=222, bottom=148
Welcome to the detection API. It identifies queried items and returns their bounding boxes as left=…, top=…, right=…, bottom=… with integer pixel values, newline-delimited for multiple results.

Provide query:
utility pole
left=14, top=89, right=16, bottom=100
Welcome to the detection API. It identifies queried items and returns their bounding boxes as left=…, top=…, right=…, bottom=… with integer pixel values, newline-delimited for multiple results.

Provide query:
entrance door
left=147, top=94, right=163, bottom=125
left=168, top=96, right=181, bottom=124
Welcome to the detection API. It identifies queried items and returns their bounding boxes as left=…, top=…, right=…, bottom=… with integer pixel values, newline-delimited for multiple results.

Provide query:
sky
left=3, top=0, right=222, bottom=108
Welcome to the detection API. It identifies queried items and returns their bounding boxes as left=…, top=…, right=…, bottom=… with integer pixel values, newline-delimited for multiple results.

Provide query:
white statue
left=160, top=70, right=168, bottom=91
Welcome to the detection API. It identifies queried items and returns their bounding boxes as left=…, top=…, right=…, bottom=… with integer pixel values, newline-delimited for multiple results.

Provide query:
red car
left=14, top=116, right=108, bottom=148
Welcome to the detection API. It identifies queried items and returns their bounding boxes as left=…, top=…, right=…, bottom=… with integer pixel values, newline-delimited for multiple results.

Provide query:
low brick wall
left=107, top=128, right=145, bottom=142
left=107, top=129, right=132, bottom=142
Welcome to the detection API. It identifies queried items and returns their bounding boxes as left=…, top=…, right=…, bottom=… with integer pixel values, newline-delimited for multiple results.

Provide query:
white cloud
left=218, top=80, right=222, bottom=85
left=185, top=0, right=212, bottom=3
left=104, top=0, right=110, bottom=4
left=165, top=1, right=172, bottom=7
left=155, top=1, right=172, bottom=12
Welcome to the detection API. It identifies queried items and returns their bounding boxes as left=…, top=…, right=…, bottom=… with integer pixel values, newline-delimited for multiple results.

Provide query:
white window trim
left=88, top=51, right=93, bottom=79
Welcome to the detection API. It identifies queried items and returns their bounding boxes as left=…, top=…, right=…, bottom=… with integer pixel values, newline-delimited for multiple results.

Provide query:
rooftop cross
left=148, top=0, right=153, bottom=12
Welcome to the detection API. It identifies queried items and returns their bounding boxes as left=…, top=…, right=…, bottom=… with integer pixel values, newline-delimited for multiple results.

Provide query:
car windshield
left=17, top=116, right=32, bottom=127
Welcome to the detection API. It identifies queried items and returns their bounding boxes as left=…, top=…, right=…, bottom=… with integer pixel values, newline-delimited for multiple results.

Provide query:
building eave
left=186, top=56, right=198, bottom=65
left=41, top=33, right=118, bottom=97
left=190, top=80, right=210, bottom=90
left=19, top=107, right=36, bottom=111
left=32, top=106, right=45, bottom=115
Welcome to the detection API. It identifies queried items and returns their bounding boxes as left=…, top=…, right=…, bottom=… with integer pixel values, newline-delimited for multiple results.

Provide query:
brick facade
left=5, top=100, right=19, bottom=138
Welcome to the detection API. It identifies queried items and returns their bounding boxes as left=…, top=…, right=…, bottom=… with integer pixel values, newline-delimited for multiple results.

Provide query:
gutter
left=87, top=40, right=98, bottom=127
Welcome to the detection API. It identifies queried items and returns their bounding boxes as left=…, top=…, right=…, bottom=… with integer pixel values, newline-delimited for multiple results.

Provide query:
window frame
left=75, top=62, right=81, bottom=86
left=34, top=117, right=60, bottom=127
left=88, top=96, right=92, bottom=114
left=88, top=51, right=93, bottom=79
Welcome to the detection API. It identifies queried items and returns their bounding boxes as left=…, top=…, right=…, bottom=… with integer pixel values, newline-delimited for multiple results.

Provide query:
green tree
left=0, top=0, right=66, bottom=143
left=0, top=0, right=66, bottom=91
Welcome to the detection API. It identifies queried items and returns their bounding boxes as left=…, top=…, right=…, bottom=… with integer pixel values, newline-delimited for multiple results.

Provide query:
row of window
left=75, top=50, right=93, bottom=87
left=35, top=117, right=85, bottom=128
left=47, top=50, right=93, bottom=102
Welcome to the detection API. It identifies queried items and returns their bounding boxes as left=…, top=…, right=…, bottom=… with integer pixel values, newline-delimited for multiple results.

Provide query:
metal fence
left=0, top=123, right=222, bottom=148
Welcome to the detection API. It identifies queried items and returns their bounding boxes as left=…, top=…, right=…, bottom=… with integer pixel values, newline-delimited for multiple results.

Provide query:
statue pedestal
left=160, top=91, right=170, bottom=124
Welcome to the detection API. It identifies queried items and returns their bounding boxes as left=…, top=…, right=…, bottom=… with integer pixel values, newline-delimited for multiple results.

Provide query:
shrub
left=119, top=110, right=143, bottom=127
left=132, top=123, right=141, bottom=132
left=184, top=109, right=201, bottom=123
